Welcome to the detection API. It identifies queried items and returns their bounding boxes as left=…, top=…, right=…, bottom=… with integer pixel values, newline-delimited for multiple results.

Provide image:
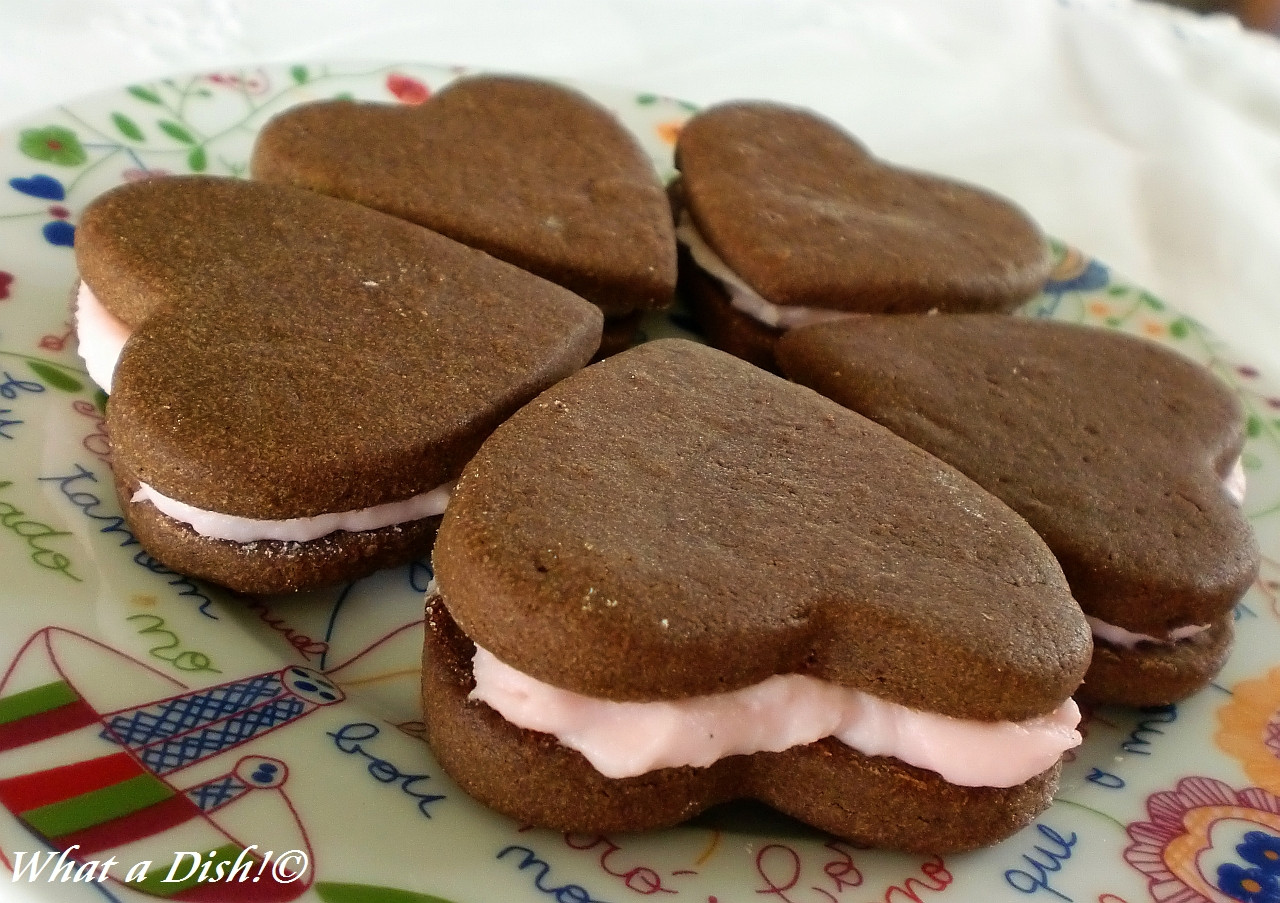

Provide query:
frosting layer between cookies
left=81, top=274, right=462, bottom=542
left=134, top=480, right=451, bottom=543
left=1085, top=616, right=1210, bottom=649
left=470, top=645, right=1081, bottom=787
left=75, top=281, right=130, bottom=392
left=676, top=216, right=857, bottom=330
left=1081, top=457, right=1242, bottom=648
left=1225, top=457, right=1247, bottom=506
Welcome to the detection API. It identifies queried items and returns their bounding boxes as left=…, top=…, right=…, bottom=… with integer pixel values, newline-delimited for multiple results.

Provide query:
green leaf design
left=18, top=126, right=87, bottom=166
left=93, top=389, right=108, bottom=415
left=636, top=93, right=658, bottom=105
left=1247, top=414, right=1263, bottom=438
left=1106, top=285, right=1128, bottom=297
left=1138, top=291, right=1165, bottom=311
left=333, top=91, right=356, bottom=101
left=1169, top=318, right=1190, bottom=339
left=187, top=146, right=208, bottom=172
left=26, top=361, right=82, bottom=393
left=1103, top=316, right=1123, bottom=328
left=291, top=65, right=310, bottom=85
left=1244, top=451, right=1262, bottom=470
left=158, top=119, right=196, bottom=145
left=127, top=85, right=163, bottom=105
left=112, top=112, right=145, bottom=142
left=314, top=883, right=460, bottom=903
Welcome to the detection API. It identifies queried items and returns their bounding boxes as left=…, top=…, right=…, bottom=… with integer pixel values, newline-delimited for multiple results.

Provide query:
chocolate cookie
left=776, top=315, right=1259, bottom=705
left=425, top=338, right=1091, bottom=852
left=251, top=74, right=677, bottom=355
left=671, top=101, right=1050, bottom=370
left=76, top=175, right=601, bottom=594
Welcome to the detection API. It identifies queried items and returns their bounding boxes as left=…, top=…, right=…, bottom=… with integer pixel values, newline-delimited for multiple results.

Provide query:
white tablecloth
left=2, top=0, right=1279, bottom=372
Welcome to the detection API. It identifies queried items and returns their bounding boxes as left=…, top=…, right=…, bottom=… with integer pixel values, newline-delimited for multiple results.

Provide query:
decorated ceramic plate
left=1, top=62, right=1279, bottom=903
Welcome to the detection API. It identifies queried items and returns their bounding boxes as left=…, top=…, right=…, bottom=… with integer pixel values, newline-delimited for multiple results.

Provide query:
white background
left=1, top=0, right=1279, bottom=368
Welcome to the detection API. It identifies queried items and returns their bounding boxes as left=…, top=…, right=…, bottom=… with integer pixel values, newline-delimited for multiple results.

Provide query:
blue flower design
left=1041, top=243, right=1109, bottom=296
left=1043, top=258, right=1109, bottom=295
left=1240, top=831, right=1280, bottom=875
left=41, top=221, right=74, bottom=247
left=8, top=174, right=65, bottom=200
left=1219, top=863, right=1280, bottom=903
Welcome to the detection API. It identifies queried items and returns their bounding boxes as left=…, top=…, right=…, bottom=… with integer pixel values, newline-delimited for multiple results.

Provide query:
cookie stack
left=672, top=101, right=1050, bottom=371
left=71, top=78, right=1258, bottom=854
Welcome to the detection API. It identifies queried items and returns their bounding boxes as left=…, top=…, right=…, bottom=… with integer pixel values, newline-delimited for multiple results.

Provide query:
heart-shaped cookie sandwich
left=251, top=74, right=676, bottom=356
left=777, top=315, right=1260, bottom=706
left=672, top=101, right=1051, bottom=371
left=75, top=175, right=602, bottom=594
left=423, top=338, right=1091, bottom=853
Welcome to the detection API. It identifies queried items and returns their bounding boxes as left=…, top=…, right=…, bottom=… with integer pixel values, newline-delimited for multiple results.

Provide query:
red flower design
left=1125, top=776, right=1280, bottom=902
left=48, top=205, right=69, bottom=220
left=0, top=271, right=12, bottom=300
left=121, top=168, right=172, bottom=183
left=205, top=71, right=270, bottom=95
left=387, top=73, right=430, bottom=105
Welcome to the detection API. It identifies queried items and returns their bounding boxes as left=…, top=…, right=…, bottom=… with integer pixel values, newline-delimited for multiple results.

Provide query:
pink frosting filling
left=1225, top=457, right=1247, bottom=506
left=470, top=645, right=1082, bottom=787
left=1085, top=459, right=1241, bottom=649
left=74, top=281, right=131, bottom=392
left=134, top=480, right=451, bottom=543
left=81, top=282, right=454, bottom=543
left=675, top=216, right=862, bottom=330
left=1085, top=616, right=1211, bottom=649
